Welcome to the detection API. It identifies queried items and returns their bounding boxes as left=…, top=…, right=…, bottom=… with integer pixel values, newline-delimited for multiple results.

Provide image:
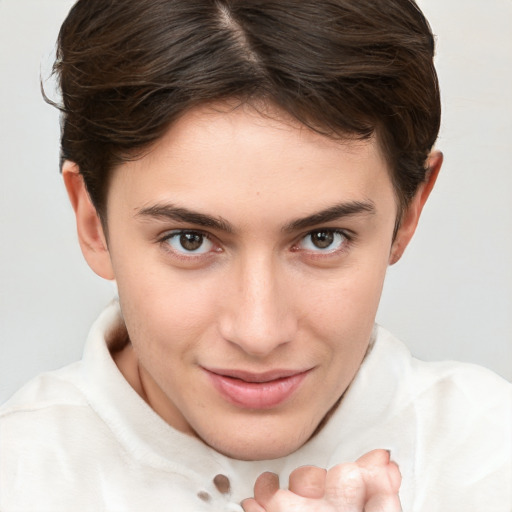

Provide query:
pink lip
left=203, top=368, right=311, bottom=409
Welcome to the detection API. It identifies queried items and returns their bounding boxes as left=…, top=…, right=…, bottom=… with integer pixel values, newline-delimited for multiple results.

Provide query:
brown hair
left=50, top=0, right=440, bottom=220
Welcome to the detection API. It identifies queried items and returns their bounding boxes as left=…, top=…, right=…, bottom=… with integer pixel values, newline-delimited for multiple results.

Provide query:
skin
left=242, top=449, right=402, bottom=512
left=64, top=102, right=441, bottom=467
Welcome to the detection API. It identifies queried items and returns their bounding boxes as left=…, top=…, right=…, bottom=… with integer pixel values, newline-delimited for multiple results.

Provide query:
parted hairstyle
left=50, top=0, right=441, bottom=222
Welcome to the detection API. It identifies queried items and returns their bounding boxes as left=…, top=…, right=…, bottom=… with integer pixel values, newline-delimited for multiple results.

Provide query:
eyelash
left=158, top=228, right=353, bottom=260
left=159, top=230, right=219, bottom=260
left=292, top=229, right=352, bottom=256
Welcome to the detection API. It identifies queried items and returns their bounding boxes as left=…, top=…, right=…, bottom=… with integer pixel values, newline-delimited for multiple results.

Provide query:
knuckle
left=326, top=463, right=364, bottom=505
left=387, top=461, right=402, bottom=491
left=290, top=464, right=319, bottom=478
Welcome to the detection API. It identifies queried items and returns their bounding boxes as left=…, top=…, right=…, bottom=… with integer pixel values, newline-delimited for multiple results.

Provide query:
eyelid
left=292, top=228, right=353, bottom=254
left=159, top=229, right=221, bottom=257
left=302, top=226, right=355, bottom=238
left=159, top=228, right=212, bottom=242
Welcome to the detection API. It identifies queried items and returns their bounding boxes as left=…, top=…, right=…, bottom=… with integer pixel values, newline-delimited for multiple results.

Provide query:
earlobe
left=389, top=151, right=443, bottom=265
left=62, top=161, right=115, bottom=280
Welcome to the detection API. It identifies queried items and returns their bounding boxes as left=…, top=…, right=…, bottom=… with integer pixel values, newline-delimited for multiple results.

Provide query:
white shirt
left=1, top=301, right=511, bottom=511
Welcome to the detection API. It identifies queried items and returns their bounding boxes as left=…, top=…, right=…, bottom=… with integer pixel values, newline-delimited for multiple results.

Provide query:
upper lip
left=202, top=367, right=312, bottom=383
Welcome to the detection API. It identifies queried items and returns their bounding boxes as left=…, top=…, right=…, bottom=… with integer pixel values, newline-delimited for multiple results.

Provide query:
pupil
left=312, top=231, right=334, bottom=249
left=180, top=232, right=203, bottom=251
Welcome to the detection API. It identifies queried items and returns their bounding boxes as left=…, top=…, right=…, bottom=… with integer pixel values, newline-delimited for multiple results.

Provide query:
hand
left=241, top=449, right=401, bottom=512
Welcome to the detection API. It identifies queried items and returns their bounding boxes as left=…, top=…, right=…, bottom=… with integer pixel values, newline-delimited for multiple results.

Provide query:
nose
left=219, top=253, right=297, bottom=358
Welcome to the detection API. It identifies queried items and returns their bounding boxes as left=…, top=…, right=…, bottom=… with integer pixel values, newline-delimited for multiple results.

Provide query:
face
left=98, top=104, right=401, bottom=460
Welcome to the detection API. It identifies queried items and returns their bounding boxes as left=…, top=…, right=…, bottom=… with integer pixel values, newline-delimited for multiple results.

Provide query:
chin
left=198, top=417, right=315, bottom=461
left=211, top=439, right=301, bottom=462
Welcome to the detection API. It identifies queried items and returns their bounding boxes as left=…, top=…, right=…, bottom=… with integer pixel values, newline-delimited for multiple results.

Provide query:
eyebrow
left=136, top=204, right=234, bottom=233
left=282, top=200, right=376, bottom=232
left=135, top=200, right=376, bottom=234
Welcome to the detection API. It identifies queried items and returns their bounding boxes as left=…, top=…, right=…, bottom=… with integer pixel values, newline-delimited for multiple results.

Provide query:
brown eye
left=298, top=230, right=347, bottom=252
left=311, top=231, right=334, bottom=249
left=180, top=232, right=204, bottom=251
left=165, top=231, right=213, bottom=254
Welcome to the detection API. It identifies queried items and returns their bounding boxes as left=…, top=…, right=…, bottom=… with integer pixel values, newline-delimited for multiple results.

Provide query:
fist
left=242, top=449, right=401, bottom=512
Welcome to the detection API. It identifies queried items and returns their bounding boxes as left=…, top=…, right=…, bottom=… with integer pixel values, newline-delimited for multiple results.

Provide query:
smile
left=203, top=368, right=311, bottom=409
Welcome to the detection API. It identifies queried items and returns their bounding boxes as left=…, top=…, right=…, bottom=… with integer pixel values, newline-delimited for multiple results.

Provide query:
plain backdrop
left=1, top=0, right=511, bottom=404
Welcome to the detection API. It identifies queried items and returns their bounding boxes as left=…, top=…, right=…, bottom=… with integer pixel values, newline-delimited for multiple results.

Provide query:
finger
left=364, top=492, right=402, bottom=512
left=358, top=460, right=402, bottom=512
left=325, top=463, right=366, bottom=511
left=241, top=497, right=266, bottom=512
left=360, top=460, right=402, bottom=497
left=288, top=465, right=327, bottom=499
left=385, top=461, right=402, bottom=494
left=356, top=449, right=401, bottom=498
left=356, top=448, right=391, bottom=468
left=253, top=472, right=280, bottom=509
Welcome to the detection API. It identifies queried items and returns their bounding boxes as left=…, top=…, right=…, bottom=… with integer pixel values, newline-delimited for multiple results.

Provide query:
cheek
left=298, top=260, right=388, bottom=371
left=115, top=263, right=221, bottom=356
left=305, top=260, right=387, bottom=324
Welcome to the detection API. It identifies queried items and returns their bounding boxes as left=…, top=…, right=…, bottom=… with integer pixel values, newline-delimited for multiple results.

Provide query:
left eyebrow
left=135, top=204, right=234, bottom=233
left=283, top=200, right=376, bottom=232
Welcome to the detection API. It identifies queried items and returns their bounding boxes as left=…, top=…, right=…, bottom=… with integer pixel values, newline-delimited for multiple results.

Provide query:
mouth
left=202, top=367, right=311, bottom=409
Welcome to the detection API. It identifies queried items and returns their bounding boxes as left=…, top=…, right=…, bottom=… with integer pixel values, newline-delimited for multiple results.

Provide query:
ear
left=62, top=161, right=115, bottom=280
left=389, top=151, right=443, bottom=265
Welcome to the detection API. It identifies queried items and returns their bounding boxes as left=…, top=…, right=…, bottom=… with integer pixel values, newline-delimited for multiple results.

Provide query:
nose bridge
left=221, top=250, right=295, bottom=356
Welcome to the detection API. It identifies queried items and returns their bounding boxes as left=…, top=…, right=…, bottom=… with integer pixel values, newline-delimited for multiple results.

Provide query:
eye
left=297, top=230, right=347, bottom=252
left=164, top=230, right=214, bottom=254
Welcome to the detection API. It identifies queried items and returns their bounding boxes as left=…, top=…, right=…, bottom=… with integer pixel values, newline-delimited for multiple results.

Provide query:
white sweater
left=1, top=301, right=511, bottom=511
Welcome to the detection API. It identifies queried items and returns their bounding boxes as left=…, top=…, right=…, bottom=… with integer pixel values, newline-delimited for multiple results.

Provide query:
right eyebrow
left=135, top=204, right=234, bottom=233
left=282, top=200, right=376, bottom=232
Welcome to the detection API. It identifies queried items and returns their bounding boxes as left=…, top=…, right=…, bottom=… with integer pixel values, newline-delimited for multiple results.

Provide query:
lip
left=203, top=367, right=311, bottom=409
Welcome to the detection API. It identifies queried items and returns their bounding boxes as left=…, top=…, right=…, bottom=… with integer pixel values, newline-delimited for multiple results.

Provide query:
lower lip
left=205, top=370, right=309, bottom=409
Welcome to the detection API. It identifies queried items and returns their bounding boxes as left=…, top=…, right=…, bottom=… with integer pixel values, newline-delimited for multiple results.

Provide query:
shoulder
left=0, top=362, right=99, bottom=458
left=0, top=362, right=89, bottom=418
left=372, top=325, right=511, bottom=404
left=369, top=325, right=512, bottom=441
left=372, top=327, right=512, bottom=511
left=0, top=364, right=101, bottom=507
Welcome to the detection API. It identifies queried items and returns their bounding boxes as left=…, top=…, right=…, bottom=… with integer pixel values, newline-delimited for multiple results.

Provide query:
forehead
left=107, top=103, right=395, bottom=223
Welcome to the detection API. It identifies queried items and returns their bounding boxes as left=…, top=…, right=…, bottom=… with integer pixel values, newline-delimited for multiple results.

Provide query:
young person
left=0, top=0, right=510, bottom=510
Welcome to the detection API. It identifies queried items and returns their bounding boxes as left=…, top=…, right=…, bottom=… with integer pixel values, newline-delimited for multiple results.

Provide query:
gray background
left=1, top=0, right=511, bottom=404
